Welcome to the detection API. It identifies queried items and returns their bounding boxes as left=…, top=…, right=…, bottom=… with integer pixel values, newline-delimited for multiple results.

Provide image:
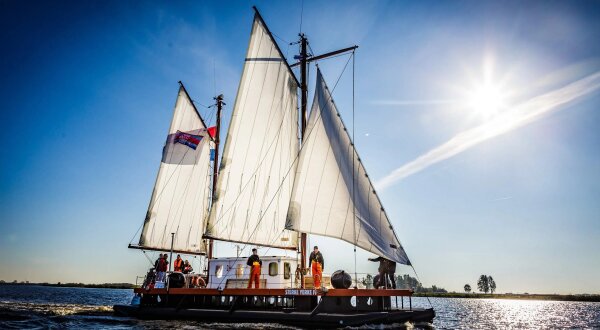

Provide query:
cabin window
left=269, top=262, right=278, bottom=276
left=284, top=262, right=291, bottom=280
left=236, top=264, right=244, bottom=278
left=215, top=265, right=223, bottom=278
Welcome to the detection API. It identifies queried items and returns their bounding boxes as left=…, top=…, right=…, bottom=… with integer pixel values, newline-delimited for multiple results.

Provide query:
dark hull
left=113, top=304, right=435, bottom=328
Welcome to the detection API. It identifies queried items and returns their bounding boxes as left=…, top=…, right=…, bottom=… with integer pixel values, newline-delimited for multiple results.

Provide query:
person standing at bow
left=246, top=248, right=262, bottom=288
left=368, top=256, right=397, bottom=289
left=309, top=246, right=324, bottom=289
left=173, top=254, right=184, bottom=272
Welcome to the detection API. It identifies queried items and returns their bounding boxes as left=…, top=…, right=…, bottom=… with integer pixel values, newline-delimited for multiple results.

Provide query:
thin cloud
left=371, top=99, right=457, bottom=106
left=376, top=71, right=600, bottom=190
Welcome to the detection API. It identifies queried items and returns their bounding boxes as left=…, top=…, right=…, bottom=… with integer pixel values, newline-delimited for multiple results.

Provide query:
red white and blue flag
left=174, top=130, right=203, bottom=150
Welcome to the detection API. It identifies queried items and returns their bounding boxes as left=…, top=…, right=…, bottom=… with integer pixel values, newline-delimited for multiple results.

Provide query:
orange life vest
left=174, top=259, right=183, bottom=271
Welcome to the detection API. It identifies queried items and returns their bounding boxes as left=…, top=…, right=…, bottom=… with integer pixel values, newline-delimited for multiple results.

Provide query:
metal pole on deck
left=169, top=232, right=175, bottom=272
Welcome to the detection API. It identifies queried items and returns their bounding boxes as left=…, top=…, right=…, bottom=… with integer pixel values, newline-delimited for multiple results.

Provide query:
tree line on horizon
left=361, top=274, right=447, bottom=293
left=464, top=275, right=496, bottom=294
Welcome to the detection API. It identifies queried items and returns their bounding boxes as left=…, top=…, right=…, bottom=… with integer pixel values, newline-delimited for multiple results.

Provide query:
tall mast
left=298, top=33, right=309, bottom=288
left=294, top=33, right=357, bottom=288
left=208, top=94, right=224, bottom=260
left=300, top=34, right=308, bottom=134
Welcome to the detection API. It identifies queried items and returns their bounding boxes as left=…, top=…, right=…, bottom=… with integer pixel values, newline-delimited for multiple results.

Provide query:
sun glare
left=466, top=82, right=507, bottom=119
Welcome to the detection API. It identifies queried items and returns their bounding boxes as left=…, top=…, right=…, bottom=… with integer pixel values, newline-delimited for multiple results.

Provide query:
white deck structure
left=206, top=256, right=299, bottom=289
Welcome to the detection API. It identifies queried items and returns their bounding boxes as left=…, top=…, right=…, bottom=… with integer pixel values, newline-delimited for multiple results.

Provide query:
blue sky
left=1, top=1, right=599, bottom=294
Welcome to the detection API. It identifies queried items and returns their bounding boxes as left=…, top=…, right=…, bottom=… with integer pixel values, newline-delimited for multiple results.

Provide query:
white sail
left=137, top=85, right=213, bottom=254
left=286, top=69, right=410, bottom=264
left=204, top=14, right=299, bottom=249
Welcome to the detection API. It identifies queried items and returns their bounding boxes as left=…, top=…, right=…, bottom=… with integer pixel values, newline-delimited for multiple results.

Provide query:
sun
left=466, top=81, right=507, bottom=119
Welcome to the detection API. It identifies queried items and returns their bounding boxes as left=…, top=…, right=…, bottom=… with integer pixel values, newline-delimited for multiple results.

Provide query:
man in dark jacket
left=246, top=248, right=262, bottom=288
left=156, top=254, right=169, bottom=283
left=309, top=246, right=324, bottom=288
left=369, top=256, right=396, bottom=289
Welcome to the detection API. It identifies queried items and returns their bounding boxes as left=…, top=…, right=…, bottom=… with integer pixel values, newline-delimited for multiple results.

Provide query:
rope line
left=352, top=50, right=358, bottom=288
left=411, top=265, right=433, bottom=307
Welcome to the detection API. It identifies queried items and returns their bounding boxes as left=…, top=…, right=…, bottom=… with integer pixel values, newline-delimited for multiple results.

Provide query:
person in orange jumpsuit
left=309, top=246, right=324, bottom=288
left=246, top=248, right=262, bottom=288
left=173, top=254, right=184, bottom=272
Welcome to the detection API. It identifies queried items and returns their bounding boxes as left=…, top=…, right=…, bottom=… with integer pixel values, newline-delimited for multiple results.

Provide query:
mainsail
left=286, top=69, right=411, bottom=264
left=204, top=13, right=299, bottom=249
left=136, top=84, right=213, bottom=254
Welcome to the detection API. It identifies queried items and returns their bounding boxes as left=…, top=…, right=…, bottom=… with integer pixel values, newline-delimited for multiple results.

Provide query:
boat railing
left=139, top=270, right=415, bottom=313
left=149, top=270, right=413, bottom=291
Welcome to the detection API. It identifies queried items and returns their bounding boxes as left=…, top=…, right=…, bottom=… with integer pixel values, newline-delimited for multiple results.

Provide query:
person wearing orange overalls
left=309, top=246, right=324, bottom=289
left=246, top=248, right=262, bottom=288
left=173, top=254, right=184, bottom=272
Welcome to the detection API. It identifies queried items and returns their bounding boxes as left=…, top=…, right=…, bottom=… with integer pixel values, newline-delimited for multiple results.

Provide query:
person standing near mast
left=309, top=246, right=324, bottom=289
left=246, top=248, right=262, bottom=288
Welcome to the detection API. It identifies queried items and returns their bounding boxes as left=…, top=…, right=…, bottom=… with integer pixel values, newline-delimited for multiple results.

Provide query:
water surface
left=1, top=285, right=598, bottom=329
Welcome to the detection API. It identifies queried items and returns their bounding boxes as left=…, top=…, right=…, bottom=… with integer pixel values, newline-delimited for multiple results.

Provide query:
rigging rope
left=299, top=0, right=304, bottom=33
left=141, top=250, right=156, bottom=267
left=411, top=264, right=433, bottom=308
left=352, top=50, right=358, bottom=288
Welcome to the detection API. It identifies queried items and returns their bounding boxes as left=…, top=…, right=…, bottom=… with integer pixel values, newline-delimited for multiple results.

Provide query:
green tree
left=464, top=284, right=471, bottom=293
left=488, top=276, right=496, bottom=294
left=477, top=275, right=489, bottom=293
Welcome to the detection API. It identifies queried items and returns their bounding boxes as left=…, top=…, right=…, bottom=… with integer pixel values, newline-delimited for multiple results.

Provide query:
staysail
left=286, top=69, right=410, bottom=264
left=136, top=84, right=213, bottom=254
left=204, top=13, right=299, bottom=249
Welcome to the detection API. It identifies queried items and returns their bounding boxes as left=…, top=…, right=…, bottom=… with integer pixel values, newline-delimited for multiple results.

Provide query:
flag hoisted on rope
left=173, top=130, right=204, bottom=150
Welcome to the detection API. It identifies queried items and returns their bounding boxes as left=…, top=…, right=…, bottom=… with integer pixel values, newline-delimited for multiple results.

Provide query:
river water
left=1, top=285, right=599, bottom=329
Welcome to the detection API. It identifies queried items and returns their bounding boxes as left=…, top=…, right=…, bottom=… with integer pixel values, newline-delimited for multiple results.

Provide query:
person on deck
left=174, top=254, right=184, bottom=272
left=160, top=253, right=170, bottom=273
left=309, top=246, right=324, bottom=289
left=182, top=260, right=193, bottom=274
left=154, top=254, right=161, bottom=270
left=246, top=248, right=262, bottom=288
left=368, top=256, right=396, bottom=289
left=156, top=254, right=168, bottom=282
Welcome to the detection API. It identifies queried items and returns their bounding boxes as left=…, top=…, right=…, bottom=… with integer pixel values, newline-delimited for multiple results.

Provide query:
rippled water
left=1, top=285, right=599, bottom=329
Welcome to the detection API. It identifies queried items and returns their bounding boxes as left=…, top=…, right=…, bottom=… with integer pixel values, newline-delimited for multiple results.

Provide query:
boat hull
left=113, top=304, right=435, bottom=328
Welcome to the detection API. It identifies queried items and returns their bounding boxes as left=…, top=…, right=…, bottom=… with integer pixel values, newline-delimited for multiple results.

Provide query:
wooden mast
left=299, top=33, right=309, bottom=288
left=208, top=94, right=224, bottom=260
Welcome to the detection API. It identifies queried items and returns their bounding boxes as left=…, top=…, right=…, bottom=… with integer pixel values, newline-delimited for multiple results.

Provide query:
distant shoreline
left=414, top=292, right=600, bottom=302
left=0, top=282, right=137, bottom=289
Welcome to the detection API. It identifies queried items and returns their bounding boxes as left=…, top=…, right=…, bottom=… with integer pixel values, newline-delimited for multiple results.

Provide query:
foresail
left=204, top=14, right=299, bottom=249
left=286, top=69, right=410, bottom=264
left=137, top=85, right=213, bottom=254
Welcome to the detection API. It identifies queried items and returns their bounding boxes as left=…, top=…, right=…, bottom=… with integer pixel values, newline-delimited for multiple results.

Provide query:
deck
left=133, top=287, right=414, bottom=297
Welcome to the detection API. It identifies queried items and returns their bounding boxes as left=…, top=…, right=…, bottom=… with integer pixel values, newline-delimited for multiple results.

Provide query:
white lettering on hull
left=284, top=289, right=317, bottom=295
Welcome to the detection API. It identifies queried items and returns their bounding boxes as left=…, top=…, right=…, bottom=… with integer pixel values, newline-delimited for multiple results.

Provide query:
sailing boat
left=115, top=7, right=434, bottom=327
